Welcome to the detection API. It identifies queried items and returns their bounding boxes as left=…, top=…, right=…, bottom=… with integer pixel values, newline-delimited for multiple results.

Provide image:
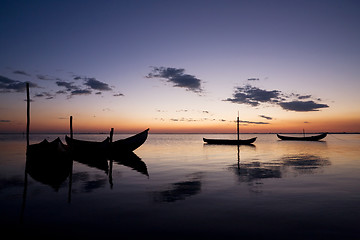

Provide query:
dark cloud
left=56, top=81, right=79, bottom=91
left=248, top=78, right=259, bottom=81
left=84, top=78, right=112, bottom=91
left=259, top=115, right=272, bottom=120
left=34, top=92, right=55, bottom=99
left=224, top=85, right=281, bottom=106
left=36, top=74, right=53, bottom=80
left=225, top=84, right=329, bottom=112
left=297, top=94, right=312, bottom=100
left=13, top=70, right=31, bottom=76
left=0, top=120, right=11, bottom=123
left=113, top=93, right=124, bottom=97
left=0, top=75, right=38, bottom=93
left=240, top=120, right=269, bottom=125
left=279, top=101, right=329, bottom=112
left=147, top=67, right=203, bottom=93
left=71, top=89, right=92, bottom=96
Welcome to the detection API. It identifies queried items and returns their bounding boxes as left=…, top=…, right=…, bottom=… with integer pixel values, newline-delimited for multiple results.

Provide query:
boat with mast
left=203, top=114, right=256, bottom=145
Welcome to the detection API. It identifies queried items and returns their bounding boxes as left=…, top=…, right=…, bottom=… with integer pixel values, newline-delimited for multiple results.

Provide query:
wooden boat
left=110, top=128, right=149, bottom=154
left=27, top=137, right=69, bottom=157
left=65, top=128, right=149, bottom=155
left=203, top=115, right=256, bottom=145
left=26, top=138, right=72, bottom=191
left=277, top=133, right=327, bottom=141
left=65, top=136, right=110, bottom=154
left=203, top=137, right=257, bottom=145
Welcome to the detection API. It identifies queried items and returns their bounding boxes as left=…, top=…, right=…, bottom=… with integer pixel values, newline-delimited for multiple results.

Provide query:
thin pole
left=110, top=128, right=114, bottom=143
left=237, top=112, right=239, bottom=142
left=70, top=116, right=73, bottom=139
left=303, top=129, right=305, bottom=137
left=109, top=128, right=114, bottom=189
left=26, top=82, right=30, bottom=147
left=68, top=115, right=74, bottom=203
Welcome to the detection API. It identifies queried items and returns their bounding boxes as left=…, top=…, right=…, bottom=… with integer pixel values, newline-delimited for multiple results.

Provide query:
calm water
left=1, top=133, right=359, bottom=239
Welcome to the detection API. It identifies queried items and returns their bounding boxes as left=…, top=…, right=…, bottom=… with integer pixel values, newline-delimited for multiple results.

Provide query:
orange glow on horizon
left=0, top=115, right=359, bottom=133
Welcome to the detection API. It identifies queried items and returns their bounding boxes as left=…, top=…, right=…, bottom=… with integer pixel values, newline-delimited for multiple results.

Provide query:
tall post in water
left=68, top=115, right=73, bottom=203
left=237, top=112, right=240, bottom=142
left=70, top=116, right=73, bottom=139
left=109, top=128, right=114, bottom=189
left=26, top=82, right=30, bottom=147
left=110, top=128, right=114, bottom=143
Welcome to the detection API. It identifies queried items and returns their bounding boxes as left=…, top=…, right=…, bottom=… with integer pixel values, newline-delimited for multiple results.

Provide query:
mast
left=237, top=111, right=239, bottom=141
left=26, top=82, right=30, bottom=147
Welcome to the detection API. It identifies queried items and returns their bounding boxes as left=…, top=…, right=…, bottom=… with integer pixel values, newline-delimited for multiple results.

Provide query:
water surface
left=1, top=133, right=359, bottom=239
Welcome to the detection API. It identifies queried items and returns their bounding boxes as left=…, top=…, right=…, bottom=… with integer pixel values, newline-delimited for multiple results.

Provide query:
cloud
left=0, top=75, right=38, bottom=93
left=84, top=78, right=112, bottom=91
left=56, top=81, right=79, bottom=91
left=147, top=67, right=203, bottom=93
left=71, top=89, right=92, bottom=96
left=13, top=70, right=31, bottom=76
left=248, top=78, right=259, bottom=81
left=239, top=120, right=269, bottom=125
left=279, top=101, right=329, bottom=112
left=34, top=92, right=55, bottom=99
left=225, top=84, right=329, bottom=112
left=113, top=93, right=124, bottom=97
left=224, top=85, right=281, bottom=106
left=259, top=115, right=272, bottom=120
left=0, top=120, right=11, bottom=123
left=36, top=74, right=53, bottom=80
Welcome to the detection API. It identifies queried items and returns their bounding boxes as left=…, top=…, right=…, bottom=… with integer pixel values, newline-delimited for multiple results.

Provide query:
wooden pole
left=68, top=115, right=73, bottom=203
left=70, top=116, right=73, bottom=139
left=26, top=82, right=30, bottom=147
left=237, top=112, right=239, bottom=142
left=110, top=128, right=114, bottom=143
left=109, top=128, right=114, bottom=189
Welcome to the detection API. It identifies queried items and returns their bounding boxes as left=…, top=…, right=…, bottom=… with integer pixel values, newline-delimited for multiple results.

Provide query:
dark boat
left=203, top=115, right=256, bottom=145
left=26, top=138, right=72, bottom=191
left=65, top=135, right=110, bottom=154
left=65, top=128, right=149, bottom=155
left=277, top=133, right=327, bottom=141
left=27, top=137, right=69, bottom=157
left=110, top=128, right=149, bottom=154
left=203, top=137, right=257, bottom=145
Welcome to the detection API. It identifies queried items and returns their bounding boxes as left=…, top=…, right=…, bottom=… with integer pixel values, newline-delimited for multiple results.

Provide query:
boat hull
left=203, top=137, right=257, bottom=145
left=276, top=133, right=327, bottom=141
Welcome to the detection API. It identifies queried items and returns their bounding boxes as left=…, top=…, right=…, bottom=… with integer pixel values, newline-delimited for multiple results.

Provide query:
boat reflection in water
left=26, top=150, right=72, bottom=192
left=152, top=172, right=203, bottom=203
left=230, top=152, right=331, bottom=183
left=25, top=140, right=149, bottom=193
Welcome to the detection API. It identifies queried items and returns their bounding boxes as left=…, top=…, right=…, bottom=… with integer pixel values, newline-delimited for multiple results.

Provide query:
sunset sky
left=1, top=0, right=359, bottom=133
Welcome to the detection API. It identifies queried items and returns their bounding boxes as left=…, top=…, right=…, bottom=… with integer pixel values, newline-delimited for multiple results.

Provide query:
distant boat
left=203, top=137, right=257, bottom=145
left=65, top=128, right=149, bottom=155
left=277, top=133, right=327, bottom=141
left=203, top=114, right=257, bottom=145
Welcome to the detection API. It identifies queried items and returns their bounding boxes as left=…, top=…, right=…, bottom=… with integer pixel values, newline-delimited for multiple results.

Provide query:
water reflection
left=281, top=154, right=331, bottom=174
left=153, top=172, right=203, bottom=203
left=230, top=152, right=331, bottom=183
left=74, top=156, right=109, bottom=174
left=71, top=172, right=108, bottom=193
left=26, top=153, right=72, bottom=192
left=111, top=152, right=149, bottom=177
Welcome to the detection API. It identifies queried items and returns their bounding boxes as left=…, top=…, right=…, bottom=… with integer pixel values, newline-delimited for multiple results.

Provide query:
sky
left=1, top=0, right=360, bottom=133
